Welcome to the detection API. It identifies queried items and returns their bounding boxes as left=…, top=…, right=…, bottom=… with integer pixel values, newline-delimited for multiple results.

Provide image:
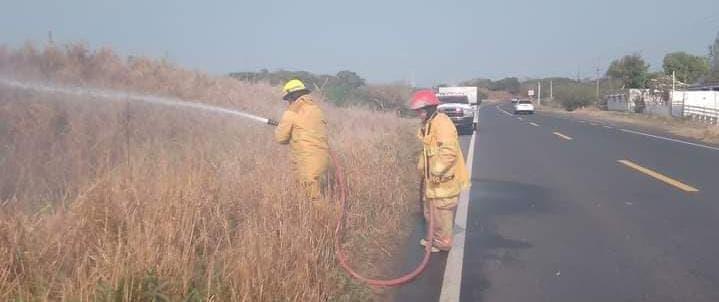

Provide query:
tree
left=460, top=78, right=492, bottom=89
left=662, top=52, right=709, bottom=84
left=489, top=77, right=521, bottom=94
left=366, top=83, right=413, bottom=110
left=606, top=54, right=649, bottom=89
left=335, top=70, right=365, bottom=89
left=554, top=82, right=595, bottom=111
left=708, top=31, right=719, bottom=82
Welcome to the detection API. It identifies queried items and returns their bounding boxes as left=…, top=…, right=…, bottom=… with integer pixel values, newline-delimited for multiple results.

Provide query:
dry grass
left=538, top=105, right=719, bottom=145
left=0, top=42, right=420, bottom=301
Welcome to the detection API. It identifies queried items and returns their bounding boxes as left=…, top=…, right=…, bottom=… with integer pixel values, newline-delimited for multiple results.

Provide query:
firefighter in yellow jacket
left=274, top=79, right=330, bottom=202
left=410, top=89, right=470, bottom=252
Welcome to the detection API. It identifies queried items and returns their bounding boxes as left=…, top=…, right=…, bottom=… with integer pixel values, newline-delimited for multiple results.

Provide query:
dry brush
left=0, top=43, right=420, bottom=301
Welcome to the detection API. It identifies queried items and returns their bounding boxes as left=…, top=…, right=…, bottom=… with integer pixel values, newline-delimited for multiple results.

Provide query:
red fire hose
left=330, top=150, right=435, bottom=287
left=266, top=118, right=435, bottom=287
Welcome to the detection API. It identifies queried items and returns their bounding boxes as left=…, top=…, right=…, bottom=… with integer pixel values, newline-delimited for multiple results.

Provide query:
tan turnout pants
left=423, top=196, right=459, bottom=251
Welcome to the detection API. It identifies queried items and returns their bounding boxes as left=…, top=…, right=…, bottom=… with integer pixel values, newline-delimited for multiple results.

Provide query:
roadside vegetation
left=0, top=43, right=420, bottom=301
left=230, top=69, right=414, bottom=112
left=459, top=77, right=516, bottom=100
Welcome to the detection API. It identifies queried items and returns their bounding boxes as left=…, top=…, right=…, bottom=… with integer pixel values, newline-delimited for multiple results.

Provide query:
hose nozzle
left=267, top=118, right=279, bottom=126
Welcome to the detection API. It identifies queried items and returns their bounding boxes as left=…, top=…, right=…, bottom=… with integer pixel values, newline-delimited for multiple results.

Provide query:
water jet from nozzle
left=0, top=78, right=274, bottom=125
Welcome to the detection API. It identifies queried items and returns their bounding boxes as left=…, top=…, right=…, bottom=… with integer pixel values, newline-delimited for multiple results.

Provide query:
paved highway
left=394, top=103, right=719, bottom=302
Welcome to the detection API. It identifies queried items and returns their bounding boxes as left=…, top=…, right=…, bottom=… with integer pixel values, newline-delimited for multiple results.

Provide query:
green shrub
left=554, top=83, right=595, bottom=111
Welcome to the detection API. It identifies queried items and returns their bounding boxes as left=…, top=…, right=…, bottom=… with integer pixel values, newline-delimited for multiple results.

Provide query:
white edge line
left=439, top=131, right=476, bottom=301
left=620, top=128, right=719, bottom=152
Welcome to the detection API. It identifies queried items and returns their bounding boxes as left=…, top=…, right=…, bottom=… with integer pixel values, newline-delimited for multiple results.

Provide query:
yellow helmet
left=282, top=79, right=307, bottom=97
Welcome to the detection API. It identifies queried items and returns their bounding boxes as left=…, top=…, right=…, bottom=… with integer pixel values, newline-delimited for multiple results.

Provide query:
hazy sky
left=1, top=0, right=718, bottom=86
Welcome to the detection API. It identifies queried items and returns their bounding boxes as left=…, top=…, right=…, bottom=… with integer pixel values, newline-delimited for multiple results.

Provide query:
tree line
left=229, top=69, right=413, bottom=112
left=231, top=32, right=719, bottom=113
left=499, top=32, right=719, bottom=111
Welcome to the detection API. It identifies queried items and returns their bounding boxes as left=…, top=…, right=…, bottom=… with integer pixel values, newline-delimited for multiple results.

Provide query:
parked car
left=514, top=100, right=535, bottom=114
left=437, top=94, right=476, bottom=134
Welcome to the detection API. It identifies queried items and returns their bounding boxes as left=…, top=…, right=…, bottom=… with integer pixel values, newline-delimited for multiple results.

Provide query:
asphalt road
left=395, top=103, right=719, bottom=302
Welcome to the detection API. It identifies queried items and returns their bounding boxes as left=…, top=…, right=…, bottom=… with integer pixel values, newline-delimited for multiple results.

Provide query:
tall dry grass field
left=0, top=43, right=420, bottom=301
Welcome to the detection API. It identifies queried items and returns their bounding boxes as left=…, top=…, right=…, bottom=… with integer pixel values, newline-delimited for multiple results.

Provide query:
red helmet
left=409, top=89, right=440, bottom=110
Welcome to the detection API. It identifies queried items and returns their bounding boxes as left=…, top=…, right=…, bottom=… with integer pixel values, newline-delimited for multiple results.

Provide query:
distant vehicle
left=437, top=86, right=479, bottom=134
left=514, top=100, right=535, bottom=114
left=511, top=98, right=519, bottom=104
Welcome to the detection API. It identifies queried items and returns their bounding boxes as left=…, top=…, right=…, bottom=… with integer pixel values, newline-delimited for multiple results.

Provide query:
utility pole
left=577, top=65, right=581, bottom=82
left=538, top=81, right=542, bottom=106
left=595, top=67, right=600, bottom=101
left=672, top=70, right=677, bottom=117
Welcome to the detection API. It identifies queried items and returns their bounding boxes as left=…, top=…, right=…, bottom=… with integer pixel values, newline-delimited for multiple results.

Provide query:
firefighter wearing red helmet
left=411, top=89, right=470, bottom=252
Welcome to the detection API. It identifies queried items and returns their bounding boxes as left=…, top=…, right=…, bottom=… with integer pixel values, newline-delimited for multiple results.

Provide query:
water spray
left=0, top=78, right=279, bottom=126
left=0, top=78, right=434, bottom=287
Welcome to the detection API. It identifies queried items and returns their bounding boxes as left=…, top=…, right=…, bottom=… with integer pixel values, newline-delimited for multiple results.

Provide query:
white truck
left=437, top=86, right=479, bottom=134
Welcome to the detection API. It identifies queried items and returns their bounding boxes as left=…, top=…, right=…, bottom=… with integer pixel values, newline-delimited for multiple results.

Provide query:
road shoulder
left=537, top=105, right=719, bottom=146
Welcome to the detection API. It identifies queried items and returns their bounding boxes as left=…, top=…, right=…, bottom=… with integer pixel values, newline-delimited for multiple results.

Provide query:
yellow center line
left=529, top=122, right=540, bottom=127
left=617, top=160, right=699, bottom=192
left=553, top=131, right=573, bottom=140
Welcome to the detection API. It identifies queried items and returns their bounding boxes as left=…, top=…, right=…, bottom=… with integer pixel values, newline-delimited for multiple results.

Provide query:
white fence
left=606, top=93, right=630, bottom=112
left=603, top=89, right=719, bottom=124
left=604, top=89, right=671, bottom=117
left=671, top=91, right=719, bottom=124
